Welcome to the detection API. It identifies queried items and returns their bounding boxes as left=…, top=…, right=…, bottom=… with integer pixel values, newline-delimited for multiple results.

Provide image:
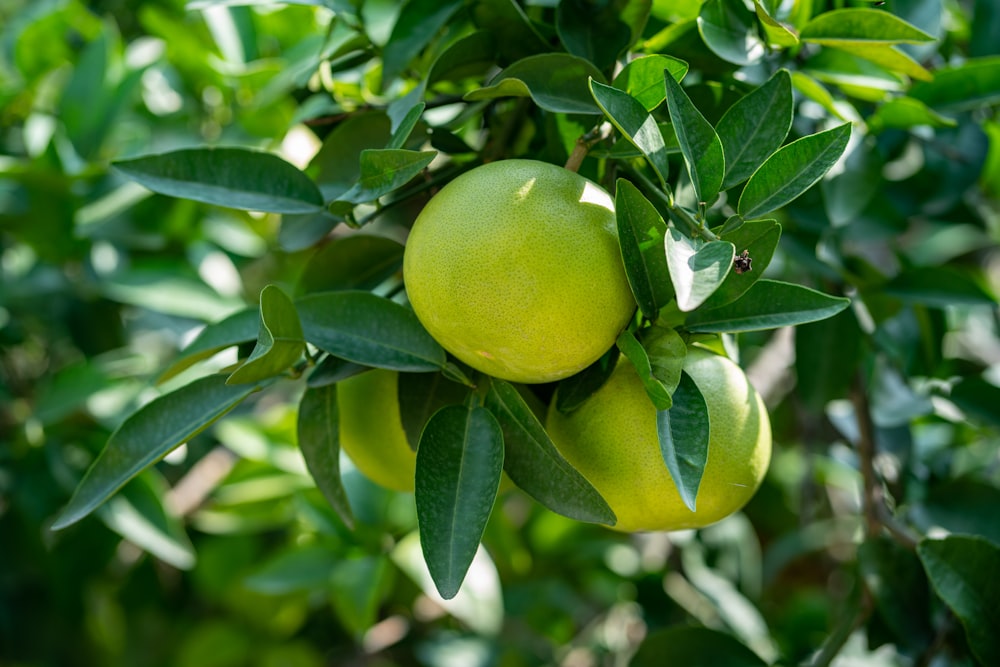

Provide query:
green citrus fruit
left=545, top=347, right=772, bottom=532
left=403, top=159, right=635, bottom=383
left=337, top=369, right=416, bottom=492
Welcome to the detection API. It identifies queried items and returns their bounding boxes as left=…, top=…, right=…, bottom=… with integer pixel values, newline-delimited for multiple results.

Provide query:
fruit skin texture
left=403, top=159, right=635, bottom=384
left=545, top=348, right=772, bottom=532
left=337, top=369, right=416, bottom=492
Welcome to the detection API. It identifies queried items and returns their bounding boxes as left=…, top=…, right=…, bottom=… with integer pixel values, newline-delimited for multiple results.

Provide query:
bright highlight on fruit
left=546, top=348, right=772, bottom=532
left=403, top=159, right=636, bottom=384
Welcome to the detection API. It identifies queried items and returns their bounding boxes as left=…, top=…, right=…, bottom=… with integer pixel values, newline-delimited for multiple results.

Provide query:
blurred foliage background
left=2, top=0, right=1000, bottom=666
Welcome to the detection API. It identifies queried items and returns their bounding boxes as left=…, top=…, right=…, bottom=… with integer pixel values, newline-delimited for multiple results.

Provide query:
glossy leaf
left=386, top=102, right=425, bottom=149
left=664, top=71, right=725, bottom=203
left=465, top=54, right=606, bottom=114
left=632, top=626, right=767, bottom=667
left=297, top=291, right=447, bottom=372
left=640, top=325, right=687, bottom=397
left=227, top=285, right=304, bottom=385
left=398, top=372, right=470, bottom=450
left=656, top=371, right=709, bottom=512
left=665, top=228, right=734, bottom=312
left=113, top=148, right=323, bottom=213
left=918, top=536, right=1000, bottom=666
left=554, top=347, right=620, bottom=414
left=800, top=8, right=935, bottom=45
left=617, top=330, right=672, bottom=410
left=297, top=384, right=354, bottom=528
left=416, top=405, right=504, bottom=599
left=381, top=0, right=464, bottom=85
left=556, top=0, right=650, bottom=70
left=485, top=379, right=615, bottom=525
left=737, top=123, right=851, bottom=219
left=701, top=219, right=781, bottom=309
left=686, top=279, right=850, bottom=333
left=52, top=375, right=260, bottom=530
left=716, top=69, right=793, bottom=189
left=337, top=149, right=436, bottom=204
left=615, top=179, right=673, bottom=319
left=590, top=80, right=671, bottom=185
left=298, top=234, right=404, bottom=294
left=910, top=56, right=1000, bottom=111
left=698, top=0, right=766, bottom=66
left=753, top=0, right=799, bottom=47
left=159, top=308, right=260, bottom=382
left=612, top=54, right=688, bottom=111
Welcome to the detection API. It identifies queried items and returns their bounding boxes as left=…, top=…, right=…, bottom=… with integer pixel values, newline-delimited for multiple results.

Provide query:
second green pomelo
left=545, top=348, right=772, bottom=532
left=403, top=159, right=635, bottom=383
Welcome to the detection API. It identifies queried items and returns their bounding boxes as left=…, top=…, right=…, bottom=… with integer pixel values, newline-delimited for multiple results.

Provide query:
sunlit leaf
left=591, top=80, right=671, bottom=185
left=665, top=228, right=734, bottom=312
left=664, top=71, right=725, bottom=202
left=465, top=54, right=606, bottom=114
left=686, top=279, right=850, bottom=332
left=227, top=285, right=304, bottom=385
left=615, top=179, right=673, bottom=319
left=656, top=371, right=709, bottom=512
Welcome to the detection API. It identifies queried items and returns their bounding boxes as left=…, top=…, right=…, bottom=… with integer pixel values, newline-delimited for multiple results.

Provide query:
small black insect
left=733, top=249, right=753, bottom=275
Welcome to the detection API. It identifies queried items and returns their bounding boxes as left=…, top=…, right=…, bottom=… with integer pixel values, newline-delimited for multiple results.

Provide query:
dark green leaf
left=701, top=219, right=781, bottom=309
left=950, top=377, right=1000, bottom=429
left=159, top=307, right=260, bottom=382
left=858, top=537, right=932, bottom=651
left=617, top=330, right=672, bottom=410
left=632, top=626, right=767, bottom=667
left=298, top=234, right=404, bottom=295
left=465, top=54, right=607, bottom=115
left=278, top=211, right=343, bottom=252
left=398, top=372, right=470, bottom=451
left=381, top=0, right=464, bottom=85
left=663, top=71, right=725, bottom=202
left=556, top=0, right=649, bottom=71
left=697, top=0, right=766, bottom=66
left=716, top=69, right=793, bottom=189
left=554, top=346, right=620, bottom=413
left=918, top=536, right=1000, bottom=666
left=485, top=379, right=616, bottom=525
left=52, top=375, right=259, bottom=530
left=821, top=139, right=883, bottom=227
left=244, top=544, right=338, bottom=594
left=737, top=123, right=851, bottom=219
left=306, top=355, right=368, bottom=388
left=329, top=555, right=393, bottom=638
left=297, top=291, right=447, bottom=372
left=337, top=149, right=436, bottom=204
left=113, top=148, right=324, bottom=213
left=308, top=112, right=392, bottom=200
left=428, top=30, right=496, bottom=85
left=416, top=405, right=504, bottom=600
left=800, top=8, right=936, bottom=45
left=227, top=285, right=304, bottom=385
left=686, top=279, right=850, bottom=332
left=470, top=0, right=549, bottom=63
left=387, top=102, right=425, bottom=150
left=655, top=371, right=709, bottom=512
left=612, top=54, right=688, bottom=111
left=910, top=477, right=1000, bottom=546
left=882, top=266, right=997, bottom=307
left=794, top=308, right=863, bottom=411
left=297, top=384, right=354, bottom=528
left=665, top=228, right=734, bottom=312
left=591, top=80, right=671, bottom=185
left=615, top=179, right=673, bottom=319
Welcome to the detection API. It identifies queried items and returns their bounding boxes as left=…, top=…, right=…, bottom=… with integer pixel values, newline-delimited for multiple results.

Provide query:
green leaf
left=244, top=544, right=338, bottom=594
left=949, top=377, right=1000, bottom=429
left=716, top=69, right=793, bottom=189
left=484, top=379, right=616, bottom=526
left=800, top=8, right=935, bottom=45
left=398, top=372, right=471, bottom=451
left=306, top=355, right=368, bottom=388
left=615, top=179, right=673, bottom=319
left=882, top=266, right=997, bottom=307
left=701, top=219, right=781, bottom=309
left=686, top=279, right=851, bottom=333
left=918, top=536, right=1000, bottom=666
left=554, top=346, right=620, bottom=413
left=632, top=626, right=767, bottom=667
left=617, top=330, right=672, bottom=410
left=737, top=123, right=851, bottom=219
left=656, top=371, right=709, bottom=512
left=867, top=96, right=957, bottom=132
left=386, top=102, right=425, bottom=149
left=465, top=54, right=607, bottom=115
left=297, top=291, right=447, bottom=372
left=640, top=325, right=687, bottom=396
left=470, top=0, right=549, bottom=63
left=697, top=0, right=766, bottom=66
left=911, top=477, right=1000, bottom=546
left=590, top=80, right=671, bottom=185
left=794, top=308, right=863, bottom=411
left=664, top=71, right=725, bottom=203
left=380, top=0, right=464, bottom=85
left=858, top=537, right=932, bottom=651
left=415, top=405, right=504, bottom=600
left=838, top=43, right=932, bottom=81
left=821, top=139, right=883, bottom=227
left=612, top=54, right=688, bottom=111
left=753, top=0, right=799, bottom=47
left=337, top=149, right=436, bottom=204
left=329, top=555, right=393, bottom=639
left=97, top=470, right=196, bottom=570
left=556, top=0, right=650, bottom=71
left=52, top=375, right=260, bottom=530
left=112, top=148, right=324, bottom=213
left=159, top=307, right=260, bottom=382
left=910, top=56, right=1000, bottom=111
left=296, top=384, right=354, bottom=528
left=665, top=228, right=734, bottom=312
left=297, top=234, right=404, bottom=294
left=428, top=30, right=496, bottom=85
left=227, top=285, right=304, bottom=385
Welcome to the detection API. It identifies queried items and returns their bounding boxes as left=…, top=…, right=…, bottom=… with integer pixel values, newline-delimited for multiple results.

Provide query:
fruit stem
left=619, top=164, right=719, bottom=242
left=565, top=122, right=612, bottom=173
